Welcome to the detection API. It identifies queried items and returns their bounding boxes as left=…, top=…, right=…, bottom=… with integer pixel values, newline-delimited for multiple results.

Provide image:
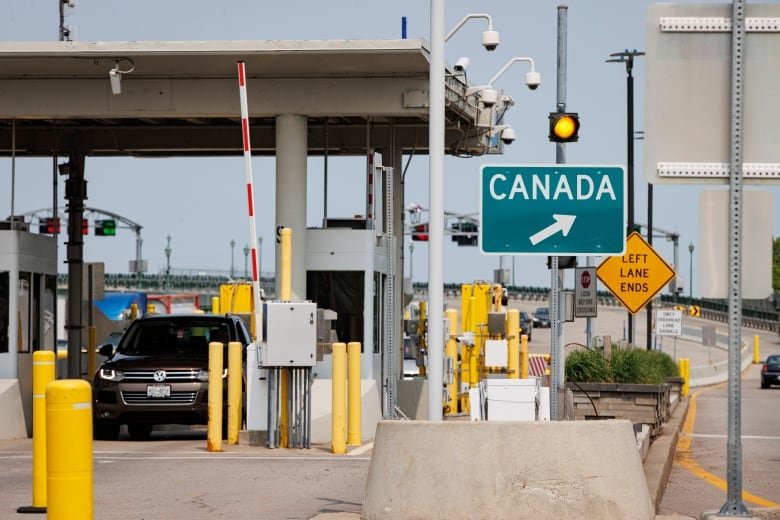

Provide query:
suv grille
left=121, top=391, right=198, bottom=405
left=122, top=370, right=199, bottom=381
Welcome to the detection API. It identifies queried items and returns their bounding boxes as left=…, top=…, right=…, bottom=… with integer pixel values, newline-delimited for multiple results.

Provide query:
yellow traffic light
left=548, top=112, right=580, bottom=143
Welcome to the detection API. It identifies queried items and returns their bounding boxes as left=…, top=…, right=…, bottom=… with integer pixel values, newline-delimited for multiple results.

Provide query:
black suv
left=93, top=314, right=252, bottom=440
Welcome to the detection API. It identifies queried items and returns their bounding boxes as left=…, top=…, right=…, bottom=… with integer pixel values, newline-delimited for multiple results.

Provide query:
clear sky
left=1, top=0, right=778, bottom=297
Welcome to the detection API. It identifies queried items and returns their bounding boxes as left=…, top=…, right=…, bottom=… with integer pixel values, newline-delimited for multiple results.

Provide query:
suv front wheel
left=94, top=419, right=120, bottom=441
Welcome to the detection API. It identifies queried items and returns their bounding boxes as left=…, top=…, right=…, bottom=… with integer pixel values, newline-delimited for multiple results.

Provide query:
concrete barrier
left=310, top=379, right=382, bottom=444
left=364, top=420, right=654, bottom=520
left=690, top=345, right=752, bottom=388
left=0, top=379, right=28, bottom=440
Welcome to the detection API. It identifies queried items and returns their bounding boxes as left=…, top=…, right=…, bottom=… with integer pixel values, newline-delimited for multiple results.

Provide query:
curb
left=645, top=396, right=689, bottom=512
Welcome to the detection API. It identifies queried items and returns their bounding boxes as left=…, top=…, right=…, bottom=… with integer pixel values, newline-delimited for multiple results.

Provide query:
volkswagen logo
left=153, top=370, right=167, bottom=382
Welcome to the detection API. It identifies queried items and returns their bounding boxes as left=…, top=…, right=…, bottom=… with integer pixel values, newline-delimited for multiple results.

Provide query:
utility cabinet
left=260, top=301, right=317, bottom=367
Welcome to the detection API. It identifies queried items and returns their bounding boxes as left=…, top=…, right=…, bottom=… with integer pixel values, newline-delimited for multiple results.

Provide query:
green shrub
left=565, top=348, right=611, bottom=383
left=565, top=346, right=678, bottom=384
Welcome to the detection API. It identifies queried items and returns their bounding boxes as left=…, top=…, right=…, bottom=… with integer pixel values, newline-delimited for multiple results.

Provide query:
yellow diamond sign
left=597, top=232, right=675, bottom=314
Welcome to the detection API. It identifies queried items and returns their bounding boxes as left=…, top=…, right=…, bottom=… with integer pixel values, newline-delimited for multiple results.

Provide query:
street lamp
left=243, top=244, right=250, bottom=279
left=688, top=242, right=694, bottom=305
left=607, top=49, right=644, bottom=347
left=164, top=235, right=172, bottom=290
left=230, top=239, right=235, bottom=279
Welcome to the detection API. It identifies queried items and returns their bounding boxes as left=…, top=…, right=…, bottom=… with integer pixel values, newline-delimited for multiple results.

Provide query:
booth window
left=18, top=273, right=31, bottom=353
left=0, top=272, right=8, bottom=353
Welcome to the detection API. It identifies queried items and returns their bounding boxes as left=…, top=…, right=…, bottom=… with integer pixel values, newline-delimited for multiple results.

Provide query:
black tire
left=761, top=380, right=769, bottom=389
left=128, top=423, right=153, bottom=441
left=94, top=419, right=120, bottom=441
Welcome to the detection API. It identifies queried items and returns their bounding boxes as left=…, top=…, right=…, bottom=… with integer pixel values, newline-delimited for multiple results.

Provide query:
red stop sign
left=581, top=270, right=591, bottom=289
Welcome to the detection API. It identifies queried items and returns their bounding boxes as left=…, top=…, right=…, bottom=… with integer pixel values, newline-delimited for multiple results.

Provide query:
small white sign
left=656, top=310, right=682, bottom=337
left=574, top=267, right=597, bottom=318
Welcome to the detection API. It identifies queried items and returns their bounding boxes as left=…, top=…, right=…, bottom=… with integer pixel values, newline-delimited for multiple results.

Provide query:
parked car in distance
left=761, top=354, right=780, bottom=389
left=533, top=307, right=551, bottom=328
left=520, top=311, right=533, bottom=341
left=92, top=314, right=252, bottom=440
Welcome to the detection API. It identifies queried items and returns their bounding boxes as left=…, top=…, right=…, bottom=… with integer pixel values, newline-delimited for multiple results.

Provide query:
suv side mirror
left=98, top=344, right=114, bottom=358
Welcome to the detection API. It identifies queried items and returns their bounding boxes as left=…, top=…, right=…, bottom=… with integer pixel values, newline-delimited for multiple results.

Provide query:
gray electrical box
left=260, top=301, right=317, bottom=367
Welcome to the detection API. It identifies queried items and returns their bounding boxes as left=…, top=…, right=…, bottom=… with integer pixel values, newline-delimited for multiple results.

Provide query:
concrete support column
left=275, top=115, right=308, bottom=300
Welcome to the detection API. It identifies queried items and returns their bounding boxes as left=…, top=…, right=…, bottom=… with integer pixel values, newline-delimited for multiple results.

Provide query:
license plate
left=147, top=385, right=171, bottom=398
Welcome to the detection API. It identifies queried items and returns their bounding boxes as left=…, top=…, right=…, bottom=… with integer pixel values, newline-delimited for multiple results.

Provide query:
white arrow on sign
left=529, top=214, right=576, bottom=246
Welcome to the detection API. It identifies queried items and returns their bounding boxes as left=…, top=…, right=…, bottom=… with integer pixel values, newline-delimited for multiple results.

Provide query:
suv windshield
left=118, top=318, right=231, bottom=358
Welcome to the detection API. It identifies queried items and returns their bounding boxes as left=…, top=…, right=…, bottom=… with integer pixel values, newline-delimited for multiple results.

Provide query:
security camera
left=453, top=57, right=470, bottom=73
left=481, top=30, right=499, bottom=51
left=525, top=71, right=541, bottom=90
left=500, top=126, right=516, bottom=145
left=480, top=88, right=498, bottom=107
left=109, top=66, right=122, bottom=95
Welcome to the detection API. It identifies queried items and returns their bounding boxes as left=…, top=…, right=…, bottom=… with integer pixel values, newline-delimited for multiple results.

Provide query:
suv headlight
left=99, top=368, right=124, bottom=381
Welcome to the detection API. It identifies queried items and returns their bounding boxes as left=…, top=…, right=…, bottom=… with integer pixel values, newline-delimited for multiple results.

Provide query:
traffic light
left=451, top=221, right=478, bottom=246
left=39, top=217, right=61, bottom=234
left=412, top=223, right=429, bottom=241
left=95, top=219, right=117, bottom=236
left=81, top=219, right=89, bottom=235
left=548, top=112, right=580, bottom=143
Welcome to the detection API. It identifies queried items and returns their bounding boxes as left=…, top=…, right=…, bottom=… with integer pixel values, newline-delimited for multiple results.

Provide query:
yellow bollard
left=331, top=342, right=347, bottom=454
left=147, top=303, right=155, bottom=315
left=469, top=345, right=478, bottom=388
left=212, top=296, right=220, bottom=315
left=445, top=309, right=458, bottom=415
left=46, top=379, right=93, bottom=520
left=753, top=335, right=760, bottom=364
left=87, top=325, right=97, bottom=380
left=347, top=342, right=362, bottom=446
left=129, top=303, right=138, bottom=321
left=521, top=334, right=529, bottom=379
left=18, top=351, right=55, bottom=513
left=506, top=309, right=519, bottom=379
left=227, top=341, right=242, bottom=445
left=207, top=342, right=223, bottom=452
left=679, top=358, right=690, bottom=397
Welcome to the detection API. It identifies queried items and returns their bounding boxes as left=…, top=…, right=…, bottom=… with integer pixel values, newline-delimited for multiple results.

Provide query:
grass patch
left=565, top=347, right=679, bottom=384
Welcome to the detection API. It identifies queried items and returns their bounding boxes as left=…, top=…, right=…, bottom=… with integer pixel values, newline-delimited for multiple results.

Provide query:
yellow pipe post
left=147, top=303, right=155, bottom=315
left=753, top=335, right=760, bottom=364
left=279, top=227, right=292, bottom=447
left=129, top=303, right=138, bottom=321
left=227, top=341, right=242, bottom=445
left=212, top=296, right=220, bottom=315
left=347, top=341, right=362, bottom=446
left=521, top=334, right=529, bottom=380
left=418, top=301, right=427, bottom=377
left=460, top=345, right=471, bottom=413
left=506, top=309, right=519, bottom=379
left=87, top=325, right=97, bottom=380
left=469, top=345, right=478, bottom=388
left=46, top=379, right=93, bottom=520
left=331, top=342, right=347, bottom=454
left=22, top=351, right=55, bottom=513
left=280, top=227, right=292, bottom=301
left=207, top=342, right=223, bottom=452
left=445, top=309, right=458, bottom=415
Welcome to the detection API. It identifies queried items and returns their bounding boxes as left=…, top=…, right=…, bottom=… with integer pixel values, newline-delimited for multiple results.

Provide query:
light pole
left=257, top=236, right=263, bottom=279
left=230, top=239, right=236, bottom=279
left=164, top=235, right=172, bottom=290
left=243, top=244, right=250, bottom=279
left=607, top=49, right=644, bottom=347
left=688, top=242, right=694, bottom=305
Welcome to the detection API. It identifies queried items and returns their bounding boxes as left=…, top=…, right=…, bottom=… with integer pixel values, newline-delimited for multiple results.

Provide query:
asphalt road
left=659, top=326, right=780, bottom=518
